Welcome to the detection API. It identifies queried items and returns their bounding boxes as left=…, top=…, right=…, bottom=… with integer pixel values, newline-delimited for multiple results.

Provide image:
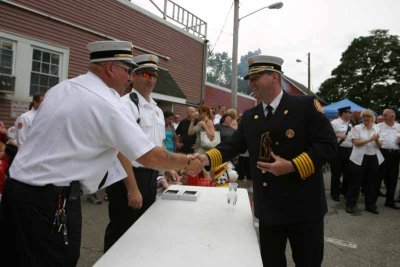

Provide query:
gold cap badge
left=254, top=115, right=259, bottom=119
left=286, top=129, right=295, bottom=139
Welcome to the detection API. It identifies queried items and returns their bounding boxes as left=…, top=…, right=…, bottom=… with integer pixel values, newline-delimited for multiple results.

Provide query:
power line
left=209, top=0, right=234, bottom=54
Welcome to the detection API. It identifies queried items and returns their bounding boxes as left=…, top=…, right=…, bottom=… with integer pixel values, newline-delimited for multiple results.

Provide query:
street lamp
left=296, top=52, right=311, bottom=91
left=231, top=1, right=283, bottom=109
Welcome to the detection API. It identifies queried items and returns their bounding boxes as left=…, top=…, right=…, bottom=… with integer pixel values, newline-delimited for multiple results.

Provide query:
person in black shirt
left=175, top=106, right=197, bottom=154
left=215, top=114, right=236, bottom=142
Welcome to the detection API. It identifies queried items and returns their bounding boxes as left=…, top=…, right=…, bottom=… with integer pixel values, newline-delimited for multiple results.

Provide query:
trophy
left=259, top=132, right=273, bottom=162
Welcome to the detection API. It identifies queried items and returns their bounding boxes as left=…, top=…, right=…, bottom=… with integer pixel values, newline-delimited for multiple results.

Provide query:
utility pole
left=230, top=2, right=283, bottom=109
left=307, top=52, right=311, bottom=91
left=231, top=0, right=239, bottom=109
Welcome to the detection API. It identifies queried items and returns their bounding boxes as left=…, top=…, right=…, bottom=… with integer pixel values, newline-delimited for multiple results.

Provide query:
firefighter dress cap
left=244, top=55, right=284, bottom=80
left=337, top=106, right=351, bottom=113
left=87, top=40, right=136, bottom=66
left=337, top=106, right=351, bottom=116
left=133, top=54, right=159, bottom=72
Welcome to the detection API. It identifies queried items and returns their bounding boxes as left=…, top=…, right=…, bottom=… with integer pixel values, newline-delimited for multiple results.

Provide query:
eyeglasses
left=137, top=71, right=159, bottom=79
left=113, top=63, right=134, bottom=75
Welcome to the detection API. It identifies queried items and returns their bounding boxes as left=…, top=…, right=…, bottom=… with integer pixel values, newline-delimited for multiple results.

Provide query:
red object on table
left=186, top=172, right=215, bottom=187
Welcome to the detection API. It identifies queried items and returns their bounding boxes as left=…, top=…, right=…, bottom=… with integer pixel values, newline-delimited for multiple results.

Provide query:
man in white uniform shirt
left=377, top=108, right=400, bottom=209
left=330, top=106, right=353, bottom=201
left=213, top=105, right=225, bottom=124
left=0, top=41, right=202, bottom=267
left=104, top=54, right=173, bottom=251
left=14, top=92, right=44, bottom=147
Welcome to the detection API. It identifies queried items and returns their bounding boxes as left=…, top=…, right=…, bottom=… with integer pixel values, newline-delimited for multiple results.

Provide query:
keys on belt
left=51, top=194, right=69, bottom=245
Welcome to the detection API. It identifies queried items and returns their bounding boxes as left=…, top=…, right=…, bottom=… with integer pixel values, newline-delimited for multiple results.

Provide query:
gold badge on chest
left=286, top=129, right=295, bottom=139
left=254, top=115, right=259, bottom=119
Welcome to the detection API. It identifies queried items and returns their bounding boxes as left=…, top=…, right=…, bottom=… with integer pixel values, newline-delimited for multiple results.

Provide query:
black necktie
left=265, top=105, right=273, bottom=120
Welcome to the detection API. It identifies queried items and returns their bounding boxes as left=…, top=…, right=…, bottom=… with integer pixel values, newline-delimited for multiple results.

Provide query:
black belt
left=380, top=148, right=399, bottom=153
left=8, top=178, right=68, bottom=194
left=8, top=178, right=80, bottom=200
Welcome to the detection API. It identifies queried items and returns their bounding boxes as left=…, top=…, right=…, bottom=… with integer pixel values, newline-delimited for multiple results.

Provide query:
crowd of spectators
left=329, top=107, right=400, bottom=214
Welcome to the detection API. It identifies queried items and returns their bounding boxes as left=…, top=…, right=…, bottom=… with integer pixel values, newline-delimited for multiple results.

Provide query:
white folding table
left=94, top=185, right=262, bottom=267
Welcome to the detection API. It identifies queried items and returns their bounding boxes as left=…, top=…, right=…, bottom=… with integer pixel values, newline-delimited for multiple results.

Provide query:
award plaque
left=259, top=132, right=273, bottom=162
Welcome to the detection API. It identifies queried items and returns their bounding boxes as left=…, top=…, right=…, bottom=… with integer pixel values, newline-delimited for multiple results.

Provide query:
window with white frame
left=0, top=38, right=15, bottom=92
left=30, top=48, right=61, bottom=95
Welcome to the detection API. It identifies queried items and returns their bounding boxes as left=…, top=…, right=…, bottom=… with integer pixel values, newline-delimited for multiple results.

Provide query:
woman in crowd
left=188, top=104, right=215, bottom=154
left=215, top=114, right=236, bottom=142
left=346, top=109, right=384, bottom=214
left=164, top=110, right=178, bottom=152
left=226, top=108, right=238, bottom=129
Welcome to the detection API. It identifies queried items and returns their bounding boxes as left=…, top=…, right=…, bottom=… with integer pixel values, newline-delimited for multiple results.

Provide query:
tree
left=207, top=52, right=232, bottom=88
left=237, top=49, right=261, bottom=94
left=317, top=29, right=400, bottom=114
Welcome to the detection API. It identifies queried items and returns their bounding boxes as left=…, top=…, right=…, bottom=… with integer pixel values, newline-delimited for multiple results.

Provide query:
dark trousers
left=330, top=146, right=352, bottom=197
left=379, top=149, right=400, bottom=205
left=259, top=217, right=324, bottom=267
left=0, top=178, right=81, bottom=267
left=346, top=155, right=380, bottom=210
left=104, top=167, right=158, bottom=252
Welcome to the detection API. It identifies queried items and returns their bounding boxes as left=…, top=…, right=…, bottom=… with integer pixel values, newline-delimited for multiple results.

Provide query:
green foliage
left=317, top=29, right=400, bottom=114
left=237, top=49, right=261, bottom=94
left=207, top=52, right=232, bottom=88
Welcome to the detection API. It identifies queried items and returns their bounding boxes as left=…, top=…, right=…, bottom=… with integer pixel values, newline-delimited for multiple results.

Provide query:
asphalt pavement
left=77, top=171, right=400, bottom=267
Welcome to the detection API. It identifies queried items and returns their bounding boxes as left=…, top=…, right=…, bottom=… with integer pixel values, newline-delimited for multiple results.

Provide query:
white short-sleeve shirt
left=330, top=117, right=353, bottom=148
left=349, top=124, right=384, bottom=166
left=377, top=122, right=400, bottom=150
left=15, top=108, right=38, bottom=147
left=106, top=89, right=165, bottom=184
left=10, top=72, right=155, bottom=193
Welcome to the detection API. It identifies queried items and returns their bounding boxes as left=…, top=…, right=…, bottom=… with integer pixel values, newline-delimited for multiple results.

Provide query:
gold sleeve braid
left=205, top=148, right=223, bottom=171
left=292, top=152, right=315, bottom=179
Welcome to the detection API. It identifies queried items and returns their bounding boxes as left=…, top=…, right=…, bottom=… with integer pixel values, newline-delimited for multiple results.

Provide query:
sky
left=131, top=0, right=400, bottom=92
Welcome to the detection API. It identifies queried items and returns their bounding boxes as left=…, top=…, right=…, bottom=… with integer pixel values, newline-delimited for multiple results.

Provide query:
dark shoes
left=365, top=208, right=379, bottom=214
left=345, top=206, right=354, bottom=214
left=384, top=203, right=400, bottom=210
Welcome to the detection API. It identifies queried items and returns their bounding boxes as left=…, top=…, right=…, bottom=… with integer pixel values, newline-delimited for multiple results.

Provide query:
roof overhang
left=151, top=68, right=186, bottom=104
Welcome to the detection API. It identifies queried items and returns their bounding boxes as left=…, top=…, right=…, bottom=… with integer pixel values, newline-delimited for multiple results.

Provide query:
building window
left=30, top=48, right=60, bottom=95
left=0, top=39, right=15, bottom=93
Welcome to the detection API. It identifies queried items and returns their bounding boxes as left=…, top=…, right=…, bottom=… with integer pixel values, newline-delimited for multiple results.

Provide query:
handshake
left=185, top=153, right=209, bottom=176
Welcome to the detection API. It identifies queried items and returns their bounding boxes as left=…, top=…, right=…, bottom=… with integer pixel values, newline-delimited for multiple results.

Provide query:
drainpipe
left=200, top=39, right=209, bottom=105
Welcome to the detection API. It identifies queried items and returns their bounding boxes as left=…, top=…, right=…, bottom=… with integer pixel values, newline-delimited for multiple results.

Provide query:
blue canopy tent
left=323, top=99, right=366, bottom=119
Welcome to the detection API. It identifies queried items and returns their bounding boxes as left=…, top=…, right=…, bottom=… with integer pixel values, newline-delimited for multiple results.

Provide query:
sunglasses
left=137, top=71, right=159, bottom=79
left=113, top=63, right=134, bottom=75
